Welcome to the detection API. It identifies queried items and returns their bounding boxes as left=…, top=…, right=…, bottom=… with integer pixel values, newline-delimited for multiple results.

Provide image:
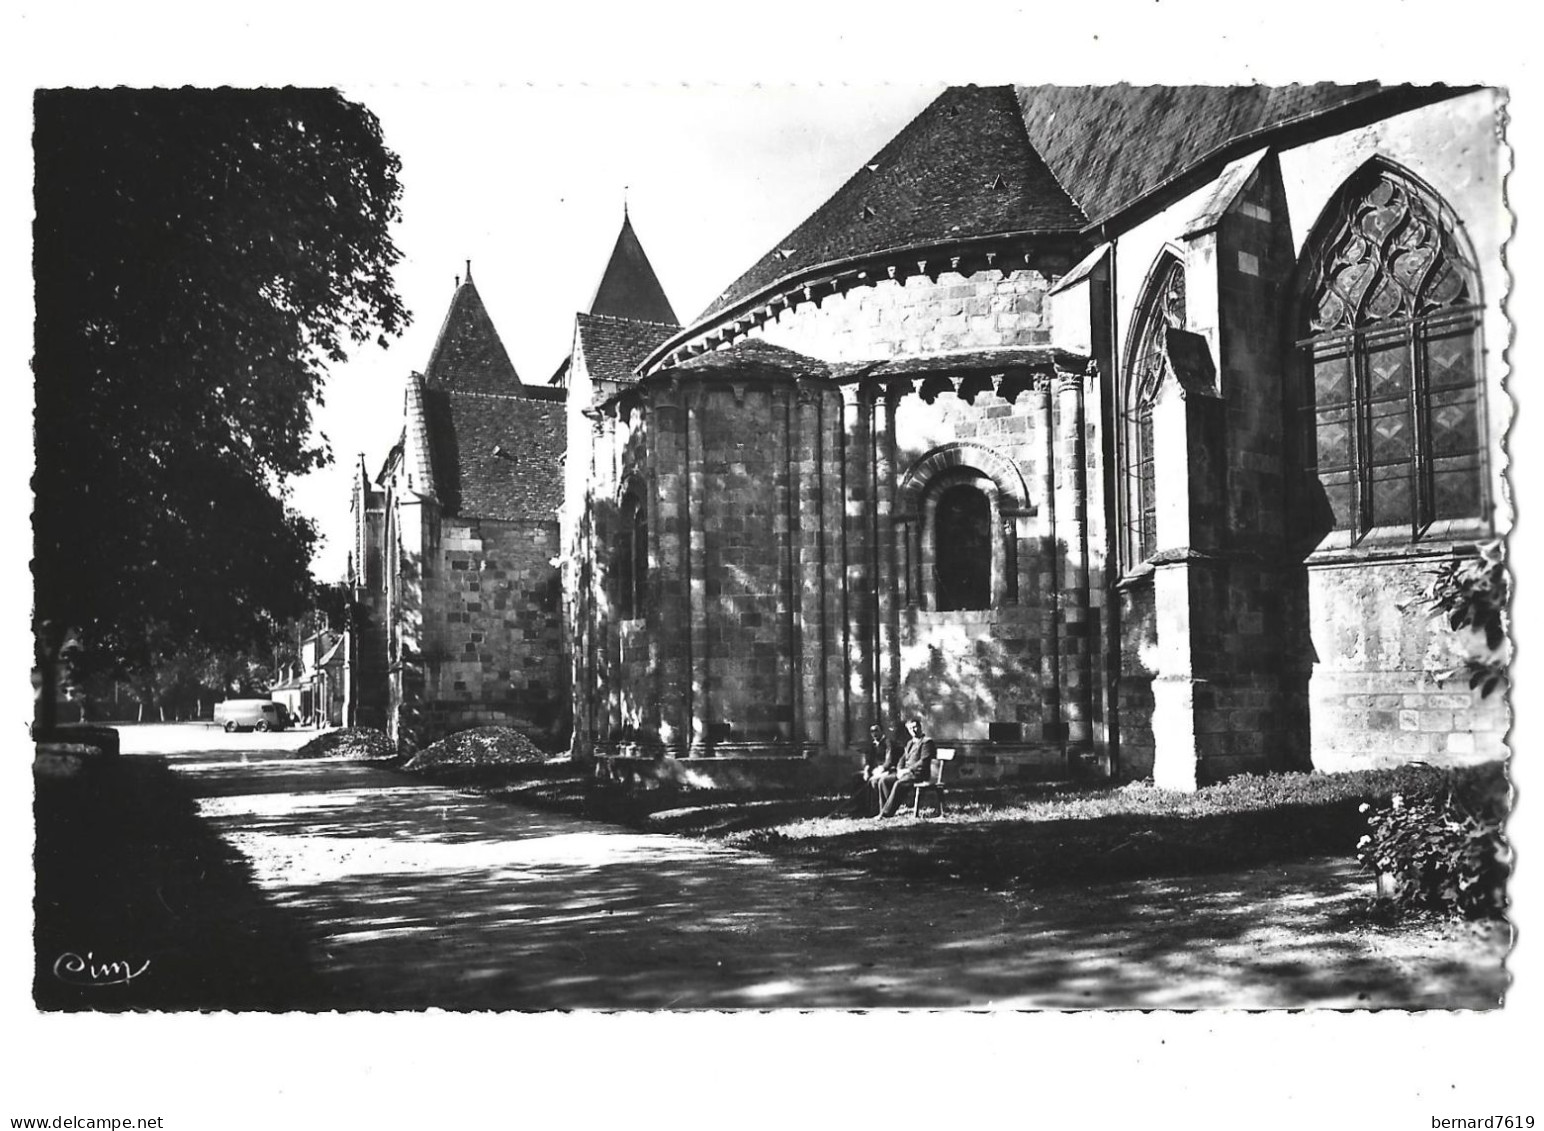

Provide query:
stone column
left=821, top=385, right=847, bottom=754
left=774, top=386, right=796, bottom=742
left=592, top=414, right=621, bottom=743
left=840, top=382, right=874, bottom=747
left=652, top=379, right=690, bottom=755
left=872, top=384, right=900, bottom=726
left=686, top=384, right=711, bottom=755
left=1029, top=375, right=1061, bottom=743
left=793, top=380, right=826, bottom=747
left=1055, top=368, right=1093, bottom=750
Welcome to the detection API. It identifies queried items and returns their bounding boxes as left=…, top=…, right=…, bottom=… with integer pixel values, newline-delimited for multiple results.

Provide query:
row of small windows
left=1121, top=162, right=1486, bottom=571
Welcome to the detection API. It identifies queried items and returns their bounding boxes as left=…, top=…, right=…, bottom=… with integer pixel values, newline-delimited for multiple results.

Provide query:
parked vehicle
left=214, top=699, right=289, bottom=733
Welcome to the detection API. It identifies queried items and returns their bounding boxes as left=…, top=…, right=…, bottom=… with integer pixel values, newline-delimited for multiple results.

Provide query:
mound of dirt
left=403, top=726, right=547, bottom=771
left=295, top=727, right=397, bottom=761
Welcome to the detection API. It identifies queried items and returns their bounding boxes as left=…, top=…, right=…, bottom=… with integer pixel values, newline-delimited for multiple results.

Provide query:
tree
left=33, top=88, right=408, bottom=730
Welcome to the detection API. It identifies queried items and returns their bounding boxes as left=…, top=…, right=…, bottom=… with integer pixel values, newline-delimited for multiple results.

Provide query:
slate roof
left=1015, top=83, right=1386, bottom=226
left=423, top=273, right=522, bottom=394
left=576, top=313, right=679, bottom=384
left=831, top=346, right=1065, bottom=380
left=422, top=386, right=566, bottom=521
left=668, top=338, right=832, bottom=379
left=696, top=83, right=1449, bottom=333
left=400, top=270, right=566, bottom=521
left=589, top=212, right=681, bottom=326
left=701, top=85, right=1084, bottom=320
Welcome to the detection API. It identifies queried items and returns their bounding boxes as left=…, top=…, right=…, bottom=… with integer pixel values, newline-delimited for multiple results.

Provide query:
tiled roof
left=1015, top=83, right=1385, bottom=226
left=831, top=346, right=1063, bottom=379
left=576, top=313, right=679, bottom=384
left=423, top=275, right=522, bottom=394
left=422, top=387, right=566, bottom=521
left=590, top=213, right=680, bottom=326
left=701, top=85, right=1084, bottom=321
left=669, top=338, right=832, bottom=379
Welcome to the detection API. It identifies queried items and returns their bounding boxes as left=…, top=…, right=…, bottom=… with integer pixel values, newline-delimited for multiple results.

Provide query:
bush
left=1357, top=769, right=1509, bottom=919
left=1423, top=540, right=1509, bottom=698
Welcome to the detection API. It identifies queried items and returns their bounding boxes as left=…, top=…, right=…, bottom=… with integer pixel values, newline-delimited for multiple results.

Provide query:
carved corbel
left=918, top=374, right=957, bottom=405
left=957, top=372, right=995, bottom=405
left=994, top=368, right=1043, bottom=404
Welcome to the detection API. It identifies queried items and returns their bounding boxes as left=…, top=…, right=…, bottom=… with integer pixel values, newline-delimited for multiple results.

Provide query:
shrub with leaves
left=1357, top=772, right=1509, bottom=919
left=1423, top=541, right=1510, bottom=697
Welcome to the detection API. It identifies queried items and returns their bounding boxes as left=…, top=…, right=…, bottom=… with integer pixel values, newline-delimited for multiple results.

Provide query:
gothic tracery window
left=1124, top=255, right=1186, bottom=569
left=1298, top=166, right=1483, bottom=542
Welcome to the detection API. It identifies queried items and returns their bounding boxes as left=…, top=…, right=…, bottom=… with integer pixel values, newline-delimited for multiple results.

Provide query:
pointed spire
left=587, top=209, right=680, bottom=326
left=424, top=266, right=521, bottom=393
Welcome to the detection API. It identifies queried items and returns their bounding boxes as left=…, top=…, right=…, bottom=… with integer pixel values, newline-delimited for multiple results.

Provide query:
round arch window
left=934, top=482, right=992, bottom=611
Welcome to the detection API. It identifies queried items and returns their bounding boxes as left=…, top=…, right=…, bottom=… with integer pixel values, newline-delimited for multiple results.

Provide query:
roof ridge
left=577, top=310, right=682, bottom=328
left=433, top=388, right=559, bottom=402
left=1009, top=86, right=1088, bottom=217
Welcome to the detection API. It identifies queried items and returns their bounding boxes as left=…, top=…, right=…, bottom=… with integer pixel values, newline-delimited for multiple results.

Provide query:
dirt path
left=139, top=727, right=1506, bottom=1010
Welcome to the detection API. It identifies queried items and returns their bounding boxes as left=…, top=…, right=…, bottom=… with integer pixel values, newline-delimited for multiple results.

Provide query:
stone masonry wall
left=752, top=268, right=1054, bottom=360
left=890, top=378, right=1064, bottom=773
left=1308, top=555, right=1507, bottom=770
left=413, top=516, right=566, bottom=747
left=693, top=383, right=798, bottom=741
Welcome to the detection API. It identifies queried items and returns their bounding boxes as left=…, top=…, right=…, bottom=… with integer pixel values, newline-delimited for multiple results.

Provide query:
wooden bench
left=908, top=747, right=954, bottom=817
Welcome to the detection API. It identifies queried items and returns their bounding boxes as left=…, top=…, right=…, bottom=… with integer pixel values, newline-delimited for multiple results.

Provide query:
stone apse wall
left=577, top=258, right=1115, bottom=783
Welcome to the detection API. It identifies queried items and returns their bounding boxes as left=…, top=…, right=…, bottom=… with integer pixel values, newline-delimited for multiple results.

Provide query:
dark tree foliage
left=33, top=88, right=408, bottom=721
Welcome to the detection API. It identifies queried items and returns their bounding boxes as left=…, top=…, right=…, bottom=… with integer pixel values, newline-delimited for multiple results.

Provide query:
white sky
left=292, top=85, right=943, bottom=580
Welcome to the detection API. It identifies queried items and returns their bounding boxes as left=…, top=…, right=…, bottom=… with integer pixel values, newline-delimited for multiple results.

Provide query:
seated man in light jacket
left=877, top=717, right=936, bottom=818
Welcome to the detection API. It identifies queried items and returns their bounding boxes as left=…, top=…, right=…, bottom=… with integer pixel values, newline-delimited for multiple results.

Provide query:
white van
left=214, top=699, right=290, bottom=733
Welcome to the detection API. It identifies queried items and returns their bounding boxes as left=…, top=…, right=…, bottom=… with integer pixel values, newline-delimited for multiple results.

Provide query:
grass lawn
left=409, top=757, right=1510, bottom=898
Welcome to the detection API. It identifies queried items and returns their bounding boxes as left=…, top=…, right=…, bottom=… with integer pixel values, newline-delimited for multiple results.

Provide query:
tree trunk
left=32, top=621, right=65, bottom=736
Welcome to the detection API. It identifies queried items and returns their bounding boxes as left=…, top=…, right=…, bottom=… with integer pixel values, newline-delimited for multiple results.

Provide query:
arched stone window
left=1296, top=163, right=1484, bottom=542
left=616, top=487, right=647, bottom=620
left=1122, top=254, right=1186, bottom=570
left=934, top=480, right=993, bottom=611
left=899, top=443, right=1029, bottom=612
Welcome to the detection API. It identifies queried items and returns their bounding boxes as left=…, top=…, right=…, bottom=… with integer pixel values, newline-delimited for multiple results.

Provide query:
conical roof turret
left=424, top=265, right=522, bottom=394
left=588, top=210, right=679, bottom=326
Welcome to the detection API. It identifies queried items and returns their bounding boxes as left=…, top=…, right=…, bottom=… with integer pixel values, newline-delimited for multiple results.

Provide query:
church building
left=352, top=83, right=1509, bottom=791
left=344, top=265, right=568, bottom=749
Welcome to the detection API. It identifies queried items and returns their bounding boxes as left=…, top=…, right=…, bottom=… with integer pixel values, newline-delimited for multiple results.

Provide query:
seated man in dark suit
left=877, top=717, right=936, bottom=818
left=830, top=723, right=901, bottom=817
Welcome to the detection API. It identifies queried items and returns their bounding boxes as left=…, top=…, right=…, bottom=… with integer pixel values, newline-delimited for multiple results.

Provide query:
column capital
left=839, top=381, right=871, bottom=408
